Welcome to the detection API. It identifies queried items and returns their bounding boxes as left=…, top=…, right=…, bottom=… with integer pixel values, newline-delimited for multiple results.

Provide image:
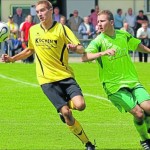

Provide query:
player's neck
left=105, top=29, right=115, bottom=37
left=41, top=20, right=54, bottom=30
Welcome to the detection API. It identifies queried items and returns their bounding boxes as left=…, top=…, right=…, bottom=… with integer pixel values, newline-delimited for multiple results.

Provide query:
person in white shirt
left=124, top=8, right=136, bottom=30
left=136, top=21, right=150, bottom=62
left=121, top=22, right=135, bottom=36
left=78, top=16, right=96, bottom=48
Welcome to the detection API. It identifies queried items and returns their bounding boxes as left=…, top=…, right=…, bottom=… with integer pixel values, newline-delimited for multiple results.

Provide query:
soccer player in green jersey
left=1, top=0, right=95, bottom=149
left=82, top=10, right=150, bottom=150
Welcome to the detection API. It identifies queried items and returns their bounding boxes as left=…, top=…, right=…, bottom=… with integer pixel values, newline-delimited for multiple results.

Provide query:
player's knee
left=143, top=100, right=150, bottom=114
left=62, top=107, right=72, bottom=118
left=134, top=110, right=144, bottom=121
left=75, top=101, right=86, bottom=111
left=131, top=106, right=144, bottom=121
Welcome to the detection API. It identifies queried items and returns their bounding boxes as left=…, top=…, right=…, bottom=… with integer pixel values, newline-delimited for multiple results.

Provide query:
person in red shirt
left=21, top=14, right=35, bottom=63
left=89, top=5, right=99, bottom=29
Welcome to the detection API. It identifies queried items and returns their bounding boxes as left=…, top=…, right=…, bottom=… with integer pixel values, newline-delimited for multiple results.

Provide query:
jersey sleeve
left=62, top=25, right=80, bottom=45
left=28, top=27, right=34, bottom=50
left=126, top=32, right=141, bottom=51
left=85, top=36, right=101, bottom=53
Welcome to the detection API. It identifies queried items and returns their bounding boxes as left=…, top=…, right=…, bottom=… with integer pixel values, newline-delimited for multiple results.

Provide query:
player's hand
left=67, top=44, right=77, bottom=52
left=1, top=54, right=14, bottom=63
left=103, top=49, right=116, bottom=56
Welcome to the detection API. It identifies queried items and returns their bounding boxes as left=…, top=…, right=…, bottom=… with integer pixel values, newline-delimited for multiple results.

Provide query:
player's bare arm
left=137, top=43, right=150, bottom=53
left=1, top=48, right=34, bottom=63
left=82, top=49, right=116, bottom=62
left=67, top=44, right=85, bottom=54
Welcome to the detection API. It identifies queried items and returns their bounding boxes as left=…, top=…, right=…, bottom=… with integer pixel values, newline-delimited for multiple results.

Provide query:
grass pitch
left=0, top=62, right=150, bottom=149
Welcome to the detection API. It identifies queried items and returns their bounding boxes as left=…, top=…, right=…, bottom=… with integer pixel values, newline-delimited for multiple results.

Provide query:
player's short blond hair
left=98, top=10, right=114, bottom=21
left=36, top=0, right=53, bottom=10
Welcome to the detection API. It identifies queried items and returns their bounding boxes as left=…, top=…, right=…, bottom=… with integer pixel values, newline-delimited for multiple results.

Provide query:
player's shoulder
left=30, top=23, right=41, bottom=31
left=50, top=21, right=68, bottom=33
left=116, top=29, right=127, bottom=34
left=116, top=29, right=132, bottom=37
left=56, top=22, right=70, bottom=30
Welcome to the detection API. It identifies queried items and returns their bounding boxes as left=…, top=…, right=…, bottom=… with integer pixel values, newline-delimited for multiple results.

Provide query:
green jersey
left=85, top=30, right=141, bottom=95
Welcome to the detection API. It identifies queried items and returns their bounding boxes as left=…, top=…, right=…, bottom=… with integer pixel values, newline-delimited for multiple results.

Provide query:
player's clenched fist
left=67, top=44, right=77, bottom=51
left=103, top=49, right=116, bottom=56
left=1, top=54, right=13, bottom=63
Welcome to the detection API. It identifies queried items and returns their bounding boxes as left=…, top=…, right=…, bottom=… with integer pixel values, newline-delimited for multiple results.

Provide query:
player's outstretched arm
left=137, top=43, right=150, bottom=54
left=67, top=44, right=85, bottom=54
left=1, top=48, right=34, bottom=63
left=82, top=49, right=116, bottom=62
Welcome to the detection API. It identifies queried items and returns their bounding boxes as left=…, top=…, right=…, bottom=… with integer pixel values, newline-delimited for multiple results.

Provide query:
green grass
left=0, top=62, right=150, bottom=149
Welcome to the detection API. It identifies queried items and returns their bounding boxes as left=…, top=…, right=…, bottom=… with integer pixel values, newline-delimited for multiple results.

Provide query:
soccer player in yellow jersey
left=1, top=0, right=95, bottom=149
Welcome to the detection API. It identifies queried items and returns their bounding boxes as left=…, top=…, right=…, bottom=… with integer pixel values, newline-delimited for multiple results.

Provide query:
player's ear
left=50, top=7, right=53, bottom=13
left=110, top=20, right=114, bottom=25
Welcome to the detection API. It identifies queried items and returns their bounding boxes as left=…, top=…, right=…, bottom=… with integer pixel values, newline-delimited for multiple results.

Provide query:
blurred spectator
left=60, top=16, right=68, bottom=26
left=90, top=9, right=95, bottom=14
left=13, top=7, right=26, bottom=27
left=30, top=5, right=36, bottom=17
left=89, top=5, right=99, bottom=28
left=19, top=16, right=28, bottom=32
left=120, top=22, right=135, bottom=36
left=33, top=15, right=40, bottom=24
left=68, top=10, right=83, bottom=38
left=114, top=8, right=124, bottom=29
left=135, top=10, right=149, bottom=35
left=53, top=7, right=62, bottom=22
left=78, top=16, right=96, bottom=48
left=95, top=24, right=101, bottom=36
left=7, top=15, right=19, bottom=39
left=88, top=9, right=95, bottom=18
left=66, top=13, right=73, bottom=25
left=31, top=4, right=40, bottom=24
left=21, top=15, right=35, bottom=63
left=124, top=8, right=136, bottom=31
left=13, top=7, right=26, bottom=39
left=69, top=13, right=73, bottom=18
left=136, top=21, right=150, bottom=62
left=2, top=15, right=22, bottom=56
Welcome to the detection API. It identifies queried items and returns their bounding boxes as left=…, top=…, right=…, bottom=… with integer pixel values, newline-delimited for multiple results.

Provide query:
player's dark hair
left=117, top=8, right=122, bottom=14
left=98, top=10, right=114, bottom=21
left=139, top=10, right=144, bottom=13
left=36, top=0, right=53, bottom=10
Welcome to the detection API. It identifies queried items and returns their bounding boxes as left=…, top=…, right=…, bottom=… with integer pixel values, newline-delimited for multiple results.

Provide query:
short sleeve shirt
left=28, top=21, right=80, bottom=85
left=85, top=30, right=141, bottom=95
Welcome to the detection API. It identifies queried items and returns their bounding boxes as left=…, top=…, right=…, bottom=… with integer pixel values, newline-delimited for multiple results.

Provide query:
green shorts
left=108, top=85, right=150, bottom=113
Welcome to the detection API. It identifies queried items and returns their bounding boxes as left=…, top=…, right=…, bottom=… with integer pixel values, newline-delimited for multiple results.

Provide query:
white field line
left=0, top=74, right=39, bottom=87
left=0, top=74, right=110, bottom=102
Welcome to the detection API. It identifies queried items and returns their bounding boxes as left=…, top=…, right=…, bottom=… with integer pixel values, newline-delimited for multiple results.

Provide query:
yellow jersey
left=28, top=21, right=80, bottom=85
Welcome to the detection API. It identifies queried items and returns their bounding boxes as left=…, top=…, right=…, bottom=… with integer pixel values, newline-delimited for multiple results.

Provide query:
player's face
left=97, top=14, right=114, bottom=34
left=36, top=4, right=53, bottom=23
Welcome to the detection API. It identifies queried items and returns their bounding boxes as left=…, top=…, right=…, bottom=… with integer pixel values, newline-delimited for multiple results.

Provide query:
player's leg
left=145, top=112, right=150, bottom=133
left=68, top=95, right=86, bottom=110
left=131, top=85, right=150, bottom=149
left=59, top=100, right=95, bottom=150
left=63, top=78, right=95, bottom=150
left=108, top=88, right=150, bottom=149
left=67, top=100, right=75, bottom=109
left=141, top=103, right=150, bottom=134
left=130, top=105, right=150, bottom=150
left=132, top=86, right=150, bottom=133
left=129, top=105, right=149, bottom=140
left=41, top=80, right=95, bottom=149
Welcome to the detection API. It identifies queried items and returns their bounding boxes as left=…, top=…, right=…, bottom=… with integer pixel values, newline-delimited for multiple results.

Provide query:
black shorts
left=41, top=78, right=83, bottom=111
